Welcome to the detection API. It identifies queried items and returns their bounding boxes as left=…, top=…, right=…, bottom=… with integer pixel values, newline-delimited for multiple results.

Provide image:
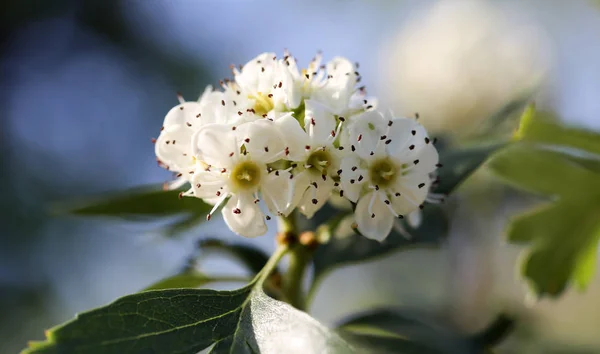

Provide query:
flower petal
left=273, top=113, right=308, bottom=161
left=355, top=191, right=394, bottom=241
left=191, top=170, right=227, bottom=202
left=387, top=118, right=438, bottom=172
left=346, top=110, right=388, bottom=160
left=304, top=99, right=336, bottom=145
left=163, top=102, right=205, bottom=127
left=222, top=193, right=267, bottom=237
left=407, top=210, right=423, bottom=229
left=312, top=57, right=357, bottom=114
left=390, top=172, right=431, bottom=215
left=261, top=170, right=295, bottom=216
left=234, top=52, right=279, bottom=94
left=155, top=125, right=194, bottom=171
left=299, top=175, right=335, bottom=218
left=236, top=119, right=286, bottom=163
left=193, top=123, right=238, bottom=168
left=339, top=155, right=368, bottom=203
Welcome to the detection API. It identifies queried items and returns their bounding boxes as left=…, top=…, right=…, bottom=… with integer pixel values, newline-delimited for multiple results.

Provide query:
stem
left=277, top=213, right=297, bottom=234
left=283, top=246, right=310, bottom=310
left=255, top=244, right=288, bottom=286
left=278, top=212, right=312, bottom=310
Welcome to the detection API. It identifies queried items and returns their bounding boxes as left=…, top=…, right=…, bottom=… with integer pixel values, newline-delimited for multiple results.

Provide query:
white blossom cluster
left=155, top=52, right=439, bottom=240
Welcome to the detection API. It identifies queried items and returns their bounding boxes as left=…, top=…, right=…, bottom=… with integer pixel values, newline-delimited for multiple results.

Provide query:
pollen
left=248, top=92, right=274, bottom=117
left=306, top=149, right=333, bottom=176
left=230, top=161, right=262, bottom=191
left=368, top=158, right=398, bottom=188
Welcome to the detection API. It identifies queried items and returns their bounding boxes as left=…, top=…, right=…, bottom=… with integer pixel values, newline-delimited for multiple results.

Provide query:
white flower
left=224, top=52, right=294, bottom=118
left=281, top=52, right=377, bottom=116
left=155, top=87, right=243, bottom=189
left=274, top=100, right=343, bottom=218
left=338, top=111, right=439, bottom=241
left=190, top=119, right=294, bottom=237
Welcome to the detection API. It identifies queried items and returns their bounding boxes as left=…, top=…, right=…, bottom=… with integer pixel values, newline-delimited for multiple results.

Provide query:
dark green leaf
left=142, top=272, right=248, bottom=291
left=469, top=314, right=516, bottom=349
left=517, top=104, right=600, bottom=155
left=23, top=287, right=253, bottom=354
left=199, top=239, right=271, bottom=275
left=338, top=310, right=514, bottom=354
left=508, top=201, right=600, bottom=296
left=337, top=309, right=473, bottom=354
left=24, top=286, right=355, bottom=354
left=143, top=271, right=213, bottom=290
left=488, top=145, right=599, bottom=199
left=310, top=206, right=449, bottom=299
left=434, top=143, right=506, bottom=195
left=339, top=331, right=447, bottom=354
left=60, top=185, right=210, bottom=217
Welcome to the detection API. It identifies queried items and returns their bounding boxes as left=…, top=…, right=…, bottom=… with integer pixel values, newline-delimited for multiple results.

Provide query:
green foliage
left=338, top=310, right=514, bottom=354
left=23, top=248, right=356, bottom=354
left=517, top=104, right=600, bottom=155
left=57, top=185, right=211, bottom=235
left=24, top=287, right=253, bottom=354
left=143, top=272, right=248, bottom=291
left=490, top=145, right=599, bottom=200
left=143, top=271, right=214, bottom=290
left=489, top=105, right=600, bottom=297
left=434, top=143, right=507, bottom=195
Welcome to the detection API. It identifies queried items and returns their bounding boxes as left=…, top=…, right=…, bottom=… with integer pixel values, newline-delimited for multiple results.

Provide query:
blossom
left=338, top=111, right=439, bottom=241
left=281, top=52, right=377, bottom=117
left=154, top=50, right=441, bottom=240
left=274, top=100, right=343, bottom=218
left=155, top=87, right=240, bottom=189
left=190, top=119, right=294, bottom=237
left=222, top=52, right=294, bottom=119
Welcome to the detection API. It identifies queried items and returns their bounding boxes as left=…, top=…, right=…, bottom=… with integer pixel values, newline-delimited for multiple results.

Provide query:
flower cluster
left=155, top=51, right=439, bottom=240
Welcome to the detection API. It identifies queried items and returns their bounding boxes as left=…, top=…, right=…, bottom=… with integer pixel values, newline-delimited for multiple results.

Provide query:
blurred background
left=1, top=0, right=600, bottom=353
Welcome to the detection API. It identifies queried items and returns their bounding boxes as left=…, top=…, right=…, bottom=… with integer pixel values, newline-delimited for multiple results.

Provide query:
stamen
left=207, top=193, right=228, bottom=220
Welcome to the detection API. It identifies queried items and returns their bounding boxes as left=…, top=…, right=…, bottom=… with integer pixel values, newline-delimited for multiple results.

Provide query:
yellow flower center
left=369, top=158, right=398, bottom=188
left=230, top=161, right=261, bottom=191
left=306, top=149, right=332, bottom=176
left=248, top=92, right=274, bottom=116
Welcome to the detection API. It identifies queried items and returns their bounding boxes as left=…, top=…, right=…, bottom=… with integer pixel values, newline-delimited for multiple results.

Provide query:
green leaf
left=23, top=286, right=253, bottom=354
left=493, top=108, right=600, bottom=296
left=199, top=239, right=271, bottom=275
left=517, top=104, right=600, bottom=156
left=337, top=309, right=472, bottom=354
left=142, top=272, right=248, bottom=291
left=309, top=206, right=449, bottom=301
left=488, top=145, right=599, bottom=199
left=434, top=143, right=506, bottom=195
left=339, top=332, right=447, bottom=354
left=61, top=185, right=210, bottom=217
left=508, top=201, right=600, bottom=296
left=55, top=185, right=212, bottom=235
left=24, top=288, right=355, bottom=354
left=208, top=290, right=355, bottom=354
left=338, top=310, right=514, bottom=354
left=143, top=271, right=213, bottom=290
left=23, top=248, right=356, bottom=354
